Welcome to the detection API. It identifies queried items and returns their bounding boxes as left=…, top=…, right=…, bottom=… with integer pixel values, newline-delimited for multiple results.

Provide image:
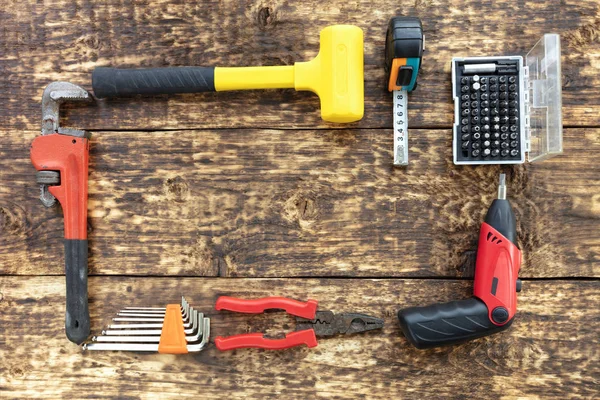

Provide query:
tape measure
left=385, top=17, right=424, bottom=166
left=393, top=90, right=408, bottom=165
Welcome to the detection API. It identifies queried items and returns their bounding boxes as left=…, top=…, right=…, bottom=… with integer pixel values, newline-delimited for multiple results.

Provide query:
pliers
left=214, top=296, right=384, bottom=350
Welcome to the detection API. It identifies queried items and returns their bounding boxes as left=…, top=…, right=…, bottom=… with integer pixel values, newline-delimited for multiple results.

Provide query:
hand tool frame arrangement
left=29, top=17, right=564, bottom=352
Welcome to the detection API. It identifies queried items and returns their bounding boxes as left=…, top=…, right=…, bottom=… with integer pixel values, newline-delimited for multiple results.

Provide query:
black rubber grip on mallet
left=92, top=67, right=216, bottom=98
left=64, top=239, right=90, bottom=344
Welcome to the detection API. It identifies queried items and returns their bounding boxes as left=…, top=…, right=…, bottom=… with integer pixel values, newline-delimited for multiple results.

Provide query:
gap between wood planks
left=2, top=273, right=598, bottom=282
left=70, top=124, right=600, bottom=133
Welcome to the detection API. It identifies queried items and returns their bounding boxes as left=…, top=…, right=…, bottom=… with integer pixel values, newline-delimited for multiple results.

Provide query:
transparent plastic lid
left=526, top=33, right=563, bottom=162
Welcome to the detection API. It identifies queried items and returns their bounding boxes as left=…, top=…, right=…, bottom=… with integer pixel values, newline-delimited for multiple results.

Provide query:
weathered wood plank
left=0, top=0, right=598, bottom=130
left=1, top=276, right=598, bottom=399
left=1, top=128, right=598, bottom=278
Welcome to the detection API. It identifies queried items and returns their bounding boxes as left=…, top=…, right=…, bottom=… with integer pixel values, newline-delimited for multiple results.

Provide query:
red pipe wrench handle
left=215, top=296, right=318, bottom=319
left=30, top=134, right=90, bottom=344
left=215, top=329, right=318, bottom=351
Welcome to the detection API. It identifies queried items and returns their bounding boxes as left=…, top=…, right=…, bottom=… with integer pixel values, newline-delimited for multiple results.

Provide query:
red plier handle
left=214, top=296, right=319, bottom=351
left=215, top=296, right=318, bottom=319
left=215, top=330, right=318, bottom=351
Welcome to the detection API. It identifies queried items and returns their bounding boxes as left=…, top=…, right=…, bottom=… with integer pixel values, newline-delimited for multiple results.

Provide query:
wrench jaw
left=41, top=81, right=90, bottom=137
left=39, top=185, right=57, bottom=208
left=37, top=82, right=91, bottom=208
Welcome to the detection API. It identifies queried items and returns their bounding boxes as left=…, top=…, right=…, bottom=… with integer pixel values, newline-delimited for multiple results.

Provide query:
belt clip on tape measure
left=385, top=17, right=424, bottom=166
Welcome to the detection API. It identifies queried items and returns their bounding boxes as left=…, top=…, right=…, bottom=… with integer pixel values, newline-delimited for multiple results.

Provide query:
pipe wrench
left=30, top=82, right=91, bottom=344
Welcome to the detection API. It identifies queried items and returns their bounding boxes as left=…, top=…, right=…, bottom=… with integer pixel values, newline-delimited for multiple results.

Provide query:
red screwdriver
left=398, top=173, right=522, bottom=348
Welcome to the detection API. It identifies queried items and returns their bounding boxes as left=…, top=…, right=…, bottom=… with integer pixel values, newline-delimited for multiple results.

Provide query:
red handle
left=30, top=134, right=89, bottom=240
left=215, top=329, right=318, bottom=351
left=215, top=296, right=318, bottom=319
left=473, top=223, right=522, bottom=325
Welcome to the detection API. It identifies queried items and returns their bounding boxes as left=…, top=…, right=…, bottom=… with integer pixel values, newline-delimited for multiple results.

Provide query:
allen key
left=121, top=296, right=189, bottom=312
left=113, top=302, right=190, bottom=322
left=116, top=308, right=188, bottom=318
left=94, top=311, right=204, bottom=343
left=106, top=319, right=194, bottom=329
left=102, top=309, right=200, bottom=336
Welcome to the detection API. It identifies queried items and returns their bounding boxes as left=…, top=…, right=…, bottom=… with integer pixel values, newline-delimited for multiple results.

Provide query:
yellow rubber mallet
left=92, top=25, right=364, bottom=123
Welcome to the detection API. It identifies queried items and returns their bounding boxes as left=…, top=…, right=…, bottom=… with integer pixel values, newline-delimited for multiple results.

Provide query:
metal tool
left=94, top=311, right=203, bottom=342
left=398, top=174, right=522, bottom=348
left=214, top=296, right=384, bottom=350
left=108, top=297, right=197, bottom=327
left=83, top=319, right=210, bottom=353
left=30, top=82, right=92, bottom=344
left=112, top=296, right=189, bottom=320
left=384, top=17, right=424, bottom=166
left=84, top=298, right=211, bottom=354
left=92, top=25, right=364, bottom=124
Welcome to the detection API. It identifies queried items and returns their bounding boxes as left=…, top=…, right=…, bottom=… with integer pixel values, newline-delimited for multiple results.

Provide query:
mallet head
left=295, top=25, right=364, bottom=123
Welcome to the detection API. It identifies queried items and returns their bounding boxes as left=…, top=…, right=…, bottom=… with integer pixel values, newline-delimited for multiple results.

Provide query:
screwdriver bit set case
left=452, top=34, right=563, bottom=165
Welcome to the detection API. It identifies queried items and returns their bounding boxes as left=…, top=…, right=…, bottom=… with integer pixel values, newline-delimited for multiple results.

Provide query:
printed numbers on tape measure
left=393, top=89, right=409, bottom=166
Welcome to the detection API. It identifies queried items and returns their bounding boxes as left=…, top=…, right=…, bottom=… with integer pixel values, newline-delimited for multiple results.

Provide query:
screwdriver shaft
left=498, top=173, right=507, bottom=199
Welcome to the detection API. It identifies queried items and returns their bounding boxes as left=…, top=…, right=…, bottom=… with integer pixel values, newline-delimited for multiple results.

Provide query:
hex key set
left=85, top=297, right=210, bottom=353
left=30, top=17, right=563, bottom=353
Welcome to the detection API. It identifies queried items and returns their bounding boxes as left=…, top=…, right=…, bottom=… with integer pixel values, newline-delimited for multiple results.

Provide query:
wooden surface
left=1, top=277, right=599, bottom=399
left=1, top=0, right=599, bottom=399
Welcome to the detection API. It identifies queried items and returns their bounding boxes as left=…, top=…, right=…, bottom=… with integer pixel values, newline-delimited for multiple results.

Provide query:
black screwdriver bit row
left=457, top=70, right=521, bottom=161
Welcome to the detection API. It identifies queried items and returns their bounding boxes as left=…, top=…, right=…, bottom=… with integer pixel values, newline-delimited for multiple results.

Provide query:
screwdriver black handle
left=64, top=239, right=90, bottom=344
left=398, top=297, right=513, bottom=349
left=92, top=67, right=216, bottom=98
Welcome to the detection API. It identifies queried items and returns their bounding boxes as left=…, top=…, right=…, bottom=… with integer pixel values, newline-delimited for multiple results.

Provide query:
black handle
left=485, top=199, right=517, bottom=244
left=64, top=239, right=90, bottom=344
left=397, top=297, right=513, bottom=349
left=92, top=67, right=216, bottom=98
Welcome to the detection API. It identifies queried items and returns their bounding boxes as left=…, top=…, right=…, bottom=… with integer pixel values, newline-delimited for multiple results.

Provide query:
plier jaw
left=214, top=296, right=384, bottom=351
left=296, top=311, right=385, bottom=337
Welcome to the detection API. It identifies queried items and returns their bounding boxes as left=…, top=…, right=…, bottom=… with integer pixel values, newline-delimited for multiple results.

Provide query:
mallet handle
left=92, top=67, right=216, bottom=98
left=214, top=66, right=295, bottom=91
left=92, top=65, right=297, bottom=98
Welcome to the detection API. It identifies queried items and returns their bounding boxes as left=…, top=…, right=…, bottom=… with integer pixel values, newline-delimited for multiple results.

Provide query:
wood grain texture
left=1, top=1, right=599, bottom=398
left=0, top=0, right=598, bottom=130
left=1, top=128, right=598, bottom=278
left=1, top=277, right=598, bottom=399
